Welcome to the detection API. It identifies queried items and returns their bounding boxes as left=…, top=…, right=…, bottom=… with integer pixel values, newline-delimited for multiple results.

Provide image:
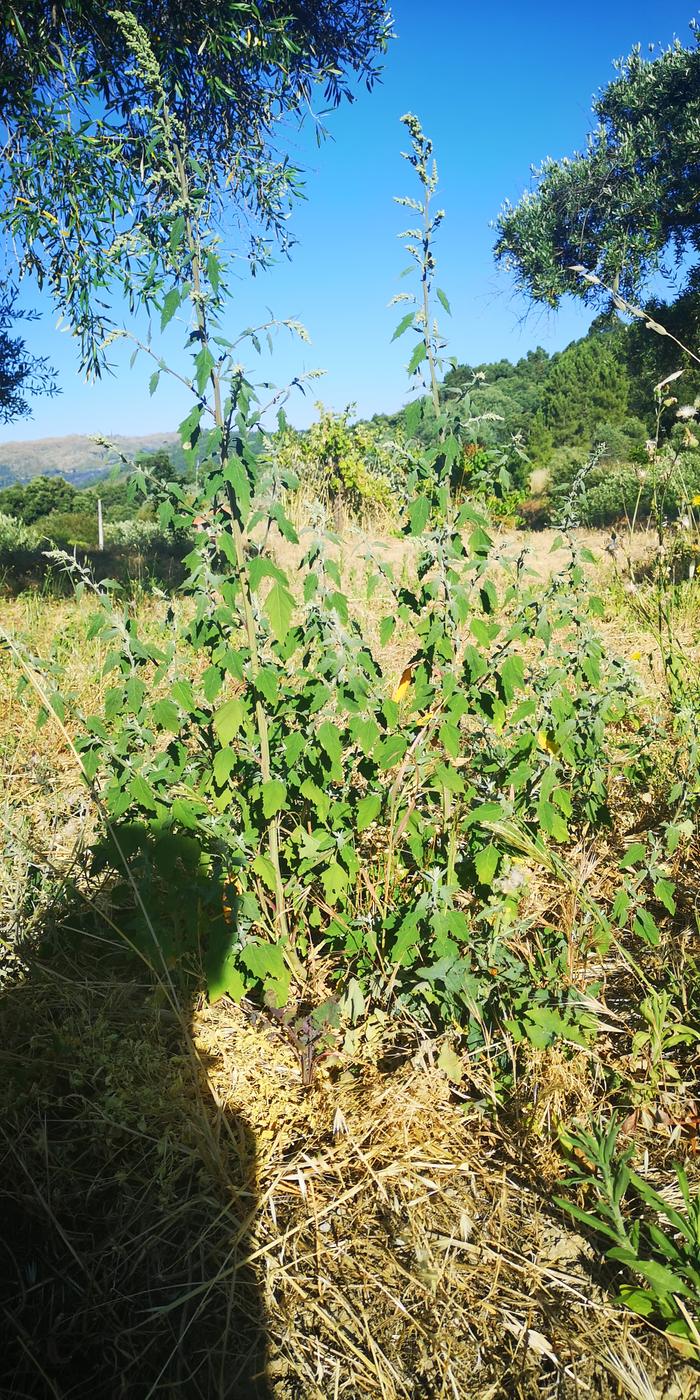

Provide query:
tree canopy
left=0, top=289, right=57, bottom=421
left=494, top=29, right=700, bottom=316
left=1, top=2, right=391, bottom=371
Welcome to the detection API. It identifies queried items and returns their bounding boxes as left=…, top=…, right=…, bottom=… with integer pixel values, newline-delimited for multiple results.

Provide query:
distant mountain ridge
left=0, top=432, right=179, bottom=488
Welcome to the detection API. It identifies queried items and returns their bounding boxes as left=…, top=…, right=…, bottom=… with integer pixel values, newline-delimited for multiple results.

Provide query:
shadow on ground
left=0, top=879, right=270, bottom=1400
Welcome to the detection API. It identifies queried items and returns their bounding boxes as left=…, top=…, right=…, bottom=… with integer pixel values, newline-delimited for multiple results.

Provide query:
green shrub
left=0, top=511, right=40, bottom=556
left=579, top=455, right=700, bottom=528
left=105, top=519, right=173, bottom=546
left=275, top=403, right=401, bottom=521
left=39, top=510, right=99, bottom=548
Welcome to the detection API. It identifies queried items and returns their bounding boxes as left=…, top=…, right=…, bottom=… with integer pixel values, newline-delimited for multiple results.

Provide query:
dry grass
left=1, top=527, right=699, bottom=1399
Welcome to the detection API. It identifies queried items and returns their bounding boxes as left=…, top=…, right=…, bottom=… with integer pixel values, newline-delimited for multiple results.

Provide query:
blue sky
left=3, top=0, right=699, bottom=443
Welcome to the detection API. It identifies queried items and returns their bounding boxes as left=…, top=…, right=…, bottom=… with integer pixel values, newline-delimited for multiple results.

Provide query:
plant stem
left=174, top=147, right=294, bottom=963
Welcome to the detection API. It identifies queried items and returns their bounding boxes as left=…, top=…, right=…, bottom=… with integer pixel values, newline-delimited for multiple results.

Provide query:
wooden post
left=97, top=496, right=104, bottom=551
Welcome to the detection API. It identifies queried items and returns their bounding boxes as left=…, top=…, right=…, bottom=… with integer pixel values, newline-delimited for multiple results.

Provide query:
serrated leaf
left=248, top=556, right=287, bottom=591
left=203, top=666, right=223, bottom=703
left=195, top=345, right=216, bottom=396
left=252, top=854, right=277, bottom=891
left=356, top=792, right=382, bottom=832
left=378, top=735, right=408, bottom=770
left=433, top=763, right=465, bottom=794
left=499, top=654, right=525, bottom=705
left=475, top=844, right=499, bottom=886
left=317, top=720, right=342, bottom=765
left=213, top=747, right=236, bottom=785
left=653, top=877, right=676, bottom=914
left=437, top=287, right=452, bottom=315
left=151, top=698, right=180, bottom=733
left=262, top=779, right=287, bottom=818
left=407, top=341, right=428, bottom=376
left=213, top=698, right=245, bottom=743
left=408, top=495, right=431, bottom=535
left=392, top=311, right=415, bottom=341
left=264, top=582, right=294, bottom=644
left=160, top=286, right=181, bottom=330
left=633, top=907, right=660, bottom=946
left=469, top=526, right=493, bottom=557
left=379, top=615, right=396, bottom=646
left=619, top=842, right=646, bottom=869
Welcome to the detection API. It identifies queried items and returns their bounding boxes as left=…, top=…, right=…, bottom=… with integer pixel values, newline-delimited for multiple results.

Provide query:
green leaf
left=408, top=495, right=431, bottom=536
left=377, top=735, right=407, bottom=770
left=610, top=1254, right=693, bottom=1298
left=404, top=398, right=423, bottom=436
left=170, top=797, right=203, bottom=829
left=525, top=1006, right=588, bottom=1046
left=194, top=345, right=216, bottom=395
left=379, top=616, right=396, bottom=646
left=433, top=763, right=465, bottom=794
left=129, top=774, right=158, bottom=811
left=350, top=716, right=380, bottom=756
left=437, top=1043, right=463, bottom=1083
left=407, top=341, right=428, bottom=376
left=392, top=311, right=415, bottom=341
left=262, top=779, right=287, bottom=818
left=240, top=941, right=290, bottom=1007
left=498, top=654, right=525, bottom=705
left=538, top=800, right=569, bottom=843
left=160, top=286, right=181, bottom=330
left=633, top=907, right=660, bottom=947
left=475, top=844, right=499, bottom=886
left=213, top=747, right=236, bottom=786
left=321, top=861, right=350, bottom=904
left=653, top=877, right=676, bottom=914
left=439, top=721, right=460, bottom=759
left=619, top=843, right=646, bottom=869
left=213, top=698, right=245, bottom=743
left=553, top=1197, right=623, bottom=1246
left=207, top=957, right=246, bottom=1005
left=469, top=526, right=493, bottom=557
left=255, top=668, right=278, bottom=704
left=252, top=854, right=277, bottom=891
left=171, top=679, right=196, bottom=713
left=357, top=792, right=382, bottom=832
left=436, top=288, right=452, bottom=315
left=264, top=582, right=295, bottom=644
left=616, top=1286, right=658, bottom=1319
left=203, top=666, right=223, bottom=703
left=317, top=720, right=343, bottom=765
left=392, top=912, right=421, bottom=964
left=151, top=698, right=180, bottom=733
left=248, top=556, right=287, bottom=591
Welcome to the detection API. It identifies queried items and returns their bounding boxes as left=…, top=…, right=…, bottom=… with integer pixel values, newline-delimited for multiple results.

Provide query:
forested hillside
left=376, top=301, right=700, bottom=467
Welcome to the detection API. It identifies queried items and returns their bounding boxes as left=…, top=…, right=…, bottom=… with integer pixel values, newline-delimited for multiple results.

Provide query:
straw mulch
left=1, top=946, right=694, bottom=1400
left=193, top=996, right=696, bottom=1400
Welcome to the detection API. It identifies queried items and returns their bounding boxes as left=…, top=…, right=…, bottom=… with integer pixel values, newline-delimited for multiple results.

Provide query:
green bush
left=578, top=455, right=700, bottom=528
left=105, top=519, right=173, bottom=546
left=275, top=404, right=401, bottom=520
left=39, top=510, right=100, bottom=548
left=0, top=511, right=40, bottom=556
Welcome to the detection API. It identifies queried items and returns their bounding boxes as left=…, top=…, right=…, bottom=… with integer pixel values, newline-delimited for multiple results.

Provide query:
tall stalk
left=173, top=148, right=291, bottom=949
